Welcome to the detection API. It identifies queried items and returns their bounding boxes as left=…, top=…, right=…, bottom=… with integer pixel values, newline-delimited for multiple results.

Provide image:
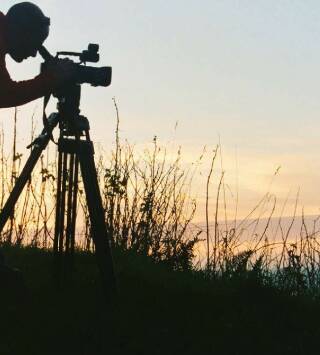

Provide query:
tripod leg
left=52, top=149, right=67, bottom=286
left=0, top=128, right=55, bottom=234
left=78, top=141, right=116, bottom=296
left=70, top=155, right=79, bottom=254
left=58, top=152, right=68, bottom=253
left=66, top=153, right=75, bottom=254
left=53, top=150, right=63, bottom=254
left=53, top=149, right=69, bottom=256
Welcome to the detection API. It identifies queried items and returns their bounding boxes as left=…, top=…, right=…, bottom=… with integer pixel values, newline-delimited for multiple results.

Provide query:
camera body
left=39, top=44, right=112, bottom=88
left=38, top=44, right=112, bottom=136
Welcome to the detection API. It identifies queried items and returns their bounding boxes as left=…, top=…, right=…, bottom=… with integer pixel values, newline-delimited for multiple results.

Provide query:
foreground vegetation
left=2, top=106, right=320, bottom=354
left=1, top=245, right=320, bottom=355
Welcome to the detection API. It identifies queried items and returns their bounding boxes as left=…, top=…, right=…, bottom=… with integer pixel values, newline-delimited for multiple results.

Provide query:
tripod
left=0, top=84, right=116, bottom=296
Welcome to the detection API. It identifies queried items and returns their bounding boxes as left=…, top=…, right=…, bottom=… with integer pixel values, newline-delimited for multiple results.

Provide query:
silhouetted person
left=0, top=2, right=74, bottom=108
left=0, top=2, right=73, bottom=297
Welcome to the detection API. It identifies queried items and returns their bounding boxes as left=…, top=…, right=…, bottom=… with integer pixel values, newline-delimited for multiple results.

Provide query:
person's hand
left=46, top=58, right=77, bottom=87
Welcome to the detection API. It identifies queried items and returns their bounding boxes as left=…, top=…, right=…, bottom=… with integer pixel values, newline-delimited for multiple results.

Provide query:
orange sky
left=1, top=1, right=320, bottom=222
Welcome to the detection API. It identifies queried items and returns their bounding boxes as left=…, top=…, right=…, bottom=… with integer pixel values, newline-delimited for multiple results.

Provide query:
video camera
left=39, top=44, right=112, bottom=88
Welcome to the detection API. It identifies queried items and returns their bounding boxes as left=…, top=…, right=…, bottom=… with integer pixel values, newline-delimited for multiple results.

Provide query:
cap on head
left=6, top=2, right=50, bottom=61
left=6, top=2, right=50, bottom=40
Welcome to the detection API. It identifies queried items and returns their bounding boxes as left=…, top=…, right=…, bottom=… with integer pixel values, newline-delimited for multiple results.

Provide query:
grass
left=1, top=244, right=320, bottom=355
left=2, top=104, right=320, bottom=354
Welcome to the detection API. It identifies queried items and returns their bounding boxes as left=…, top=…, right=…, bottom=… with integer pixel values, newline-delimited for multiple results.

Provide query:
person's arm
left=0, top=56, right=56, bottom=108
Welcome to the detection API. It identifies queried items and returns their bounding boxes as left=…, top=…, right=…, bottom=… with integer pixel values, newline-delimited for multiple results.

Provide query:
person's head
left=5, top=2, right=50, bottom=62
